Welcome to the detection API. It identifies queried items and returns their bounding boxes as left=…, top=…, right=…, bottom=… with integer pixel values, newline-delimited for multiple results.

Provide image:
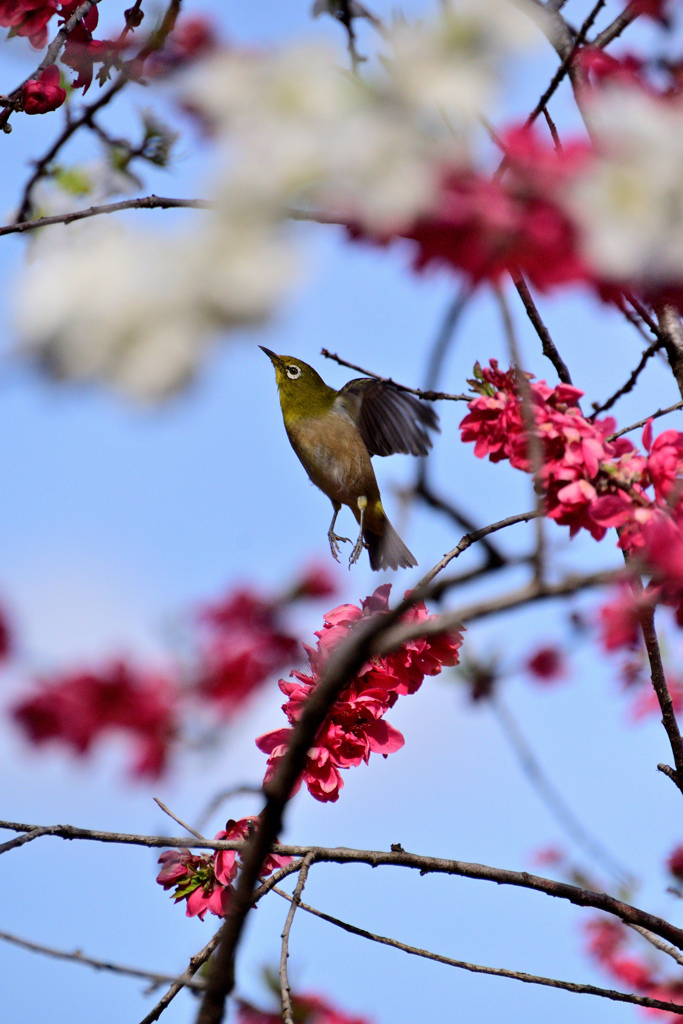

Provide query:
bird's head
left=259, top=347, right=336, bottom=420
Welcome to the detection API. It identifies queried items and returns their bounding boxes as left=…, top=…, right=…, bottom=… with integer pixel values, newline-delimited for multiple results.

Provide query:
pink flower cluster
left=0, top=0, right=59, bottom=48
left=12, top=661, right=176, bottom=778
left=460, top=359, right=656, bottom=546
left=156, top=817, right=291, bottom=921
left=256, top=584, right=464, bottom=803
left=350, top=127, right=589, bottom=293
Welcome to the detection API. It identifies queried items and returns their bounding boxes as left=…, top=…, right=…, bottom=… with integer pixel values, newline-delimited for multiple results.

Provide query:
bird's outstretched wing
left=335, top=378, right=439, bottom=457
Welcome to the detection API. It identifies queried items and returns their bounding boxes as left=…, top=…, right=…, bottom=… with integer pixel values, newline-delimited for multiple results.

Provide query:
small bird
left=260, top=348, right=439, bottom=570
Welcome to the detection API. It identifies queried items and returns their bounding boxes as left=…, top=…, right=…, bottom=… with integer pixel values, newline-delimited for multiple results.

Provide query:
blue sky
left=2, top=3, right=683, bottom=1024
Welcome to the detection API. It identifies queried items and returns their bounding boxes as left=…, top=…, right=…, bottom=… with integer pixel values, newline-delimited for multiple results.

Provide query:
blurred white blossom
left=15, top=5, right=538, bottom=400
left=563, top=86, right=683, bottom=283
left=388, top=0, right=536, bottom=128
left=184, top=4, right=535, bottom=232
left=14, top=207, right=296, bottom=402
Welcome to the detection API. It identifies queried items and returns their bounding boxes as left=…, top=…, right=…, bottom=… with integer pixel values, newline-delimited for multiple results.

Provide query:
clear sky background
left=1, top=3, right=683, bottom=1023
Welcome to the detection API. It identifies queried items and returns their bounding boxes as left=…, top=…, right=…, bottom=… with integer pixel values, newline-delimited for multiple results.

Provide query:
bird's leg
left=328, top=501, right=351, bottom=562
left=349, top=496, right=367, bottom=567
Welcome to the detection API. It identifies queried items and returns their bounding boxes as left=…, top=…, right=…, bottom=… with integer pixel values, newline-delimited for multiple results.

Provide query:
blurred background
left=1, top=2, right=682, bottom=1022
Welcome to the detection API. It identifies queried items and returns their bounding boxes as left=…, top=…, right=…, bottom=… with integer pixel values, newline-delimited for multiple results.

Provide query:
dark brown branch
left=139, top=934, right=220, bottom=1024
left=592, top=3, right=638, bottom=47
left=412, top=478, right=508, bottom=570
left=319, top=349, right=468, bottom=401
left=271, top=888, right=683, bottom=1016
left=2, top=822, right=681, bottom=949
left=590, top=338, right=664, bottom=418
left=607, top=400, right=683, bottom=441
left=416, top=510, right=538, bottom=594
left=524, top=0, right=607, bottom=127
left=0, top=929, right=205, bottom=991
left=511, top=274, right=573, bottom=384
left=655, top=302, right=683, bottom=401
left=638, top=604, right=683, bottom=795
left=280, top=855, right=314, bottom=1024
left=0, top=195, right=213, bottom=238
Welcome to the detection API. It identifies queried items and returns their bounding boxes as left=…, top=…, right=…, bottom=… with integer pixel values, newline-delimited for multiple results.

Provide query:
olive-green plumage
left=260, top=347, right=439, bottom=571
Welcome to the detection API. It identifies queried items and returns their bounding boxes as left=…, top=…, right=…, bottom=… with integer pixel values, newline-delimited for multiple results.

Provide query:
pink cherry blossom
left=256, top=585, right=463, bottom=803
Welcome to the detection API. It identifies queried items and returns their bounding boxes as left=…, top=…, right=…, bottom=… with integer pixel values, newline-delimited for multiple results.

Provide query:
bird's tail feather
left=365, top=519, right=417, bottom=571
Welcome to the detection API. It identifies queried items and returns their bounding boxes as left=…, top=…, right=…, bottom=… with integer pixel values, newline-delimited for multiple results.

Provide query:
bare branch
left=280, top=855, right=315, bottom=1024
left=139, top=933, right=221, bottom=1024
left=319, top=349, right=468, bottom=402
left=0, top=929, right=205, bottom=991
left=655, top=302, right=683, bottom=401
left=2, top=819, right=682, bottom=950
left=590, top=339, right=664, bottom=418
left=637, top=602, right=683, bottom=795
left=415, top=509, right=539, bottom=593
left=607, top=400, right=683, bottom=441
left=511, top=274, right=573, bottom=384
left=592, top=3, right=639, bottom=47
left=153, top=798, right=207, bottom=842
left=195, top=785, right=265, bottom=834
left=0, top=196, right=213, bottom=238
left=271, top=888, right=683, bottom=1016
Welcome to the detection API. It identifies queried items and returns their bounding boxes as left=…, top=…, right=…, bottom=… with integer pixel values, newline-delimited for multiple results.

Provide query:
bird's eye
left=286, top=365, right=302, bottom=380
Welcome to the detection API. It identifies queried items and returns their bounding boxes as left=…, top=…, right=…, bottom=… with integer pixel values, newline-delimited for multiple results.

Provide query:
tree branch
left=319, top=349, right=468, bottom=401
left=0, top=196, right=213, bottom=237
left=607, top=400, right=683, bottom=441
left=271, top=888, right=683, bottom=1016
left=280, top=855, right=314, bottom=1024
left=0, top=928, right=205, bottom=991
left=3, top=826, right=679, bottom=948
left=511, top=273, right=573, bottom=385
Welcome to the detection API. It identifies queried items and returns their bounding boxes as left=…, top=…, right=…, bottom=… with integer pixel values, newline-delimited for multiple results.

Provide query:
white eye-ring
left=286, top=365, right=302, bottom=380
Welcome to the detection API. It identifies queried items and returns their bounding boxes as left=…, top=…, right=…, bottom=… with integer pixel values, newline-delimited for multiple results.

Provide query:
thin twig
left=195, top=785, right=265, bottom=834
left=139, top=933, right=221, bottom=1024
left=607, top=401, right=683, bottom=441
left=592, top=3, right=638, bottom=47
left=511, top=274, right=573, bottom=384
left=525, top=0, right=607, bottom=127
left=494, top=284, right=546, bottom=584
left=590, top=338, right=664, bottom=418
left=0, top=826, right=53, bottom=855
left=270, top=888, right=683, bottom=1016
left=154, top=798, right=207, bottom=842
left=0, top=196, right=213, bottom=237
left=415, top=510, right=538, bottom=593
left=319, top=349, right=468, bottom=401
left=0, top=929, right=205, bottom=991
left=280, top=855, right=315, bottom=1024
left=492, top=695, right=635, bottom=886
left=629, top=925, right=683, bottom=969
left=637, top=602, right=683, bottom=795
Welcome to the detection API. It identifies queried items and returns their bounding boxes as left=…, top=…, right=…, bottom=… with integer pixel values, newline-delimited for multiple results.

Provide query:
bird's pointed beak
left=259, top=346, right=283, bottom=369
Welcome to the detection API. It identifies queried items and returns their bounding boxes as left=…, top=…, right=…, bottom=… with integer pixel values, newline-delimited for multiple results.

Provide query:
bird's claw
left=348, top=533, right=366, bottom=568
left=328, top=530, right=351, bottom=562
